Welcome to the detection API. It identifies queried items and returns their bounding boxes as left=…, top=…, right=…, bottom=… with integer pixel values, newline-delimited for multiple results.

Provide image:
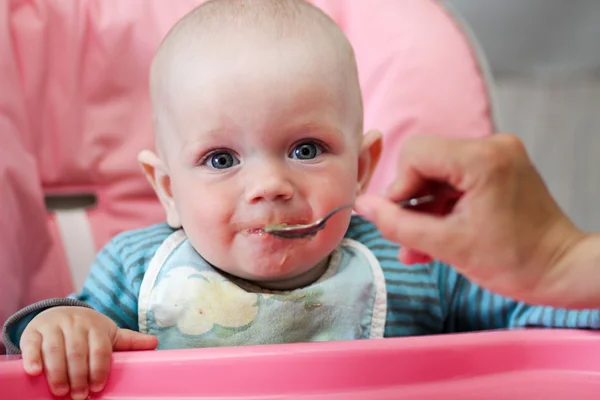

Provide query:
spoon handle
left=397, top=185, right=462, bottom=215
left=398, top=194, right=436, bottom=208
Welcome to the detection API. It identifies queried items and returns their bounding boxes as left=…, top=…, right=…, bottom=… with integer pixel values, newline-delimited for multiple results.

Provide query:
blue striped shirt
left=6, top=215, right=599, bottom=349
left=75, top=215, right=600, bottom=335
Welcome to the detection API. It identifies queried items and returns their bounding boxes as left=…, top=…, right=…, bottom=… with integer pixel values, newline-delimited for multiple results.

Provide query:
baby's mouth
left=245, top=227, right=267, bottom=235
left=242, top=218, right=309, bottom=235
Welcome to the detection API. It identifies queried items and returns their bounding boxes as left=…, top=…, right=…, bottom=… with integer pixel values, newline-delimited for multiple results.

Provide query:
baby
left=3, top=0, right=599, bottom=399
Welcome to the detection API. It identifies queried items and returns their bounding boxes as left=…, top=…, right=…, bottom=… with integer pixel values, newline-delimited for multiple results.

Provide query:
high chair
left=0, top=1, right=498, bottom=330
left=23, top=3, right=600, bottom=400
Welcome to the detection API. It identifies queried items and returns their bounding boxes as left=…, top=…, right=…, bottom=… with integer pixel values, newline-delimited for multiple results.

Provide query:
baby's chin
left=219, top=245, right=332, bottom=289
left=192, top=226, right=344, bottom=288
left=231, top=252, right=321, bottom=282
left=234, top=230, right=332, bottom=263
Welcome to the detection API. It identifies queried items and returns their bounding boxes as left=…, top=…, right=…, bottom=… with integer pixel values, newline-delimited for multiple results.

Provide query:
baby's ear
left=357, top=130, right=383, bottom=195
left=138, top=150, right=181, bottom=228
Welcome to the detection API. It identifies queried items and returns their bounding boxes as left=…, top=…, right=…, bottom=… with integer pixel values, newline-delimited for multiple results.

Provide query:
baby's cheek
left=187, top=228, right=232, bottom=269
left=180, top=201, right=231, bottom=250
left=181, top=192, right=229, bottom=225
left=312, top=211, right=351, bottom=255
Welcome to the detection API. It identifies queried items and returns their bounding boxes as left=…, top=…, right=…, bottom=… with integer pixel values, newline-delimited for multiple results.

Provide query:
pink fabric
left=0, top=0, right=493, bottom=332
left=313, top=0, right=494, bottom=192
left=0, top=1, right=59, bottom=336
left=0, top=95, right=54, bottom=334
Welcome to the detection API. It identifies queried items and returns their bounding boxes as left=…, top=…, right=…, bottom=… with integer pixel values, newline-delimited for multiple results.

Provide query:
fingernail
left=70, top=389, right=89, bottom=400
left=25, top=361, right=41, bottom=374
left=53, top=384, right=70, bottom=396
left=399, top=250, right=432, bottom=265
left=354, top=196, right=374, bottom=218
left=90, top=383, right=105, bottom=393
left=385, top=180, right=402, bottom=197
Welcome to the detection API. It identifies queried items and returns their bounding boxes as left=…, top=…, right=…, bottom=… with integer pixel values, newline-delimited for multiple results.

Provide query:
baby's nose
left=245, top=169, right=294, bottom=204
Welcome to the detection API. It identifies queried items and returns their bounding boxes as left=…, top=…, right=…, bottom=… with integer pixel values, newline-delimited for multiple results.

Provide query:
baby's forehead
left=151, top=0, right=363, bottom=148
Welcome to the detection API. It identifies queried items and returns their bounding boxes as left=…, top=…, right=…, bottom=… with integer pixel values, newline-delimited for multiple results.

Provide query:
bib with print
left=138, top=230, right=387, bottom=349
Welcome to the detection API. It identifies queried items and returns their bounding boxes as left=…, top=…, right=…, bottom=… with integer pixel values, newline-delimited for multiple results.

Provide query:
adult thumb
left=113, top=329, right=158, bottom=351
left=354, top=194, right=448, bottom=254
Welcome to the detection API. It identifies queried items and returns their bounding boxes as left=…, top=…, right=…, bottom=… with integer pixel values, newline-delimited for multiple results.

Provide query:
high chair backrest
left=0, top=0, right=499, bottom=344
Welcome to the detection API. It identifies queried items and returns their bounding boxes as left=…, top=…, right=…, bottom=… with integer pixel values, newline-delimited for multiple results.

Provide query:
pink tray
left=2, top=329, right=600, bottom=399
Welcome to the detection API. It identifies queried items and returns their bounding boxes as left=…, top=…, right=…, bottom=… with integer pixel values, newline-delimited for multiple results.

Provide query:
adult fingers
left=355, top=194, right=457, bottom=255
left=385, top=135, right=471, bottom=201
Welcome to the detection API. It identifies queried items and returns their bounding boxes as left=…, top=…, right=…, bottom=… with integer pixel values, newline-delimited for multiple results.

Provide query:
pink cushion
left=313, top=0, right=493, bottom=193
left=0, top=0, right=493, bottom=330
left=0, top=94, right=54, bottom=332
left=0, top=1, right=59, bottom=334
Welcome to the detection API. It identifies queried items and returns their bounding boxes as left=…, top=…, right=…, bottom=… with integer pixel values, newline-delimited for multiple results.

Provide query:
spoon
left=261, top=194, right=436, bottom=239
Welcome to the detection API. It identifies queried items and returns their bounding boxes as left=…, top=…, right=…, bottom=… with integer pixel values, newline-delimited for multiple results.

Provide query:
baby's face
left=147, top=35, right=379, bottom=286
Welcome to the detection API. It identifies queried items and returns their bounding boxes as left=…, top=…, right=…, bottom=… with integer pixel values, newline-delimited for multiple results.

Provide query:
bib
left=138, top=230, right=387, bottom=349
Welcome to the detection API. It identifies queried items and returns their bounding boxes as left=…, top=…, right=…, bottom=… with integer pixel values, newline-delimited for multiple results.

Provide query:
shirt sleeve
left=1, top=224, right=170, bottom=355
left=435, top=261, right=600, bottom=332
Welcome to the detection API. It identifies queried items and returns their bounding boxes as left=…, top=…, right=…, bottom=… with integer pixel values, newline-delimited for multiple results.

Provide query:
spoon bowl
left=262, top=194, right=436, bottom=239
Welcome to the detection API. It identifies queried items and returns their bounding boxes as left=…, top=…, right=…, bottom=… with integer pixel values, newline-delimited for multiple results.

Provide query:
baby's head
left=139, top=0, right=382, bottom=289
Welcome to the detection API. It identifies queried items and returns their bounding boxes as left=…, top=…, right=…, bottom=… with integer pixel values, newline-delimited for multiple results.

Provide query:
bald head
left=160, top=0, right=342, bottom=39
left=150, top=0, right=363, bottom=154
left=152, top=0, right=353, bottom=64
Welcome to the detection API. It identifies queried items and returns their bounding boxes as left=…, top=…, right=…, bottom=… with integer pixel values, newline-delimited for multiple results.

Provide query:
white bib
left=138, top=230, right=387, bottom=349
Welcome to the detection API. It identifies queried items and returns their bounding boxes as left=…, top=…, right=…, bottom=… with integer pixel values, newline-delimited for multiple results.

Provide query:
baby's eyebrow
left=179, top=133, right=222, bottom=161
left=292, top=122, right=343, bottom=137
left=181, top=129, right=228, bottom=150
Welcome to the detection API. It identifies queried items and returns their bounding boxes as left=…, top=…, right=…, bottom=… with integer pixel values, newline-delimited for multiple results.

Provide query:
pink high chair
left=0, top=0, right=498, bottom=323
left=4, top=0, right=599, bottom=399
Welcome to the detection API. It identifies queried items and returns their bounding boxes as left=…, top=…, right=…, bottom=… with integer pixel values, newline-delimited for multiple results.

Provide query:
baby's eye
left=204, top=151, right=240, bottom=169
left=290, top=142, right=323, bottom=160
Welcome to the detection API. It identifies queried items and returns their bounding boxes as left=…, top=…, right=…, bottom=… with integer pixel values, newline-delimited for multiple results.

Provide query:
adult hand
left=355, top=134, right=592, bottom=307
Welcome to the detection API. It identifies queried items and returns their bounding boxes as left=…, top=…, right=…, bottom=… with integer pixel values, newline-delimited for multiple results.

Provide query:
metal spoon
left=261, top=194, right=436, bottom=239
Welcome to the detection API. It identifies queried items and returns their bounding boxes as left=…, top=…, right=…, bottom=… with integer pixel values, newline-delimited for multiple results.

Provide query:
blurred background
left=444, top=0, right=600, bottom=231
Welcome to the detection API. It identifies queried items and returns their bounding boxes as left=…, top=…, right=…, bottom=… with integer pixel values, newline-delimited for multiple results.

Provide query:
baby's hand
left=20, top=306, right=158, bottom=399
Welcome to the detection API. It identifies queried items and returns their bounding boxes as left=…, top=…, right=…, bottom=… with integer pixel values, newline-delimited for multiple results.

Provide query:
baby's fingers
left=20, top=330, right=43, bottom=376
left=88, top=329, right=113, bottom=394
left=113, top=329, right=158, bottom=351
left=39, top=326, right=70, bottom=397
left=64, top=327, right=90, bottom=400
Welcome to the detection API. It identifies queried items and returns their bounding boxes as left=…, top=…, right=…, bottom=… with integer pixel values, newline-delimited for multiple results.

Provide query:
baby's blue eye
left=290, top=142, right=322, bottom=160
left=207, top=152, right=239, bottom=169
